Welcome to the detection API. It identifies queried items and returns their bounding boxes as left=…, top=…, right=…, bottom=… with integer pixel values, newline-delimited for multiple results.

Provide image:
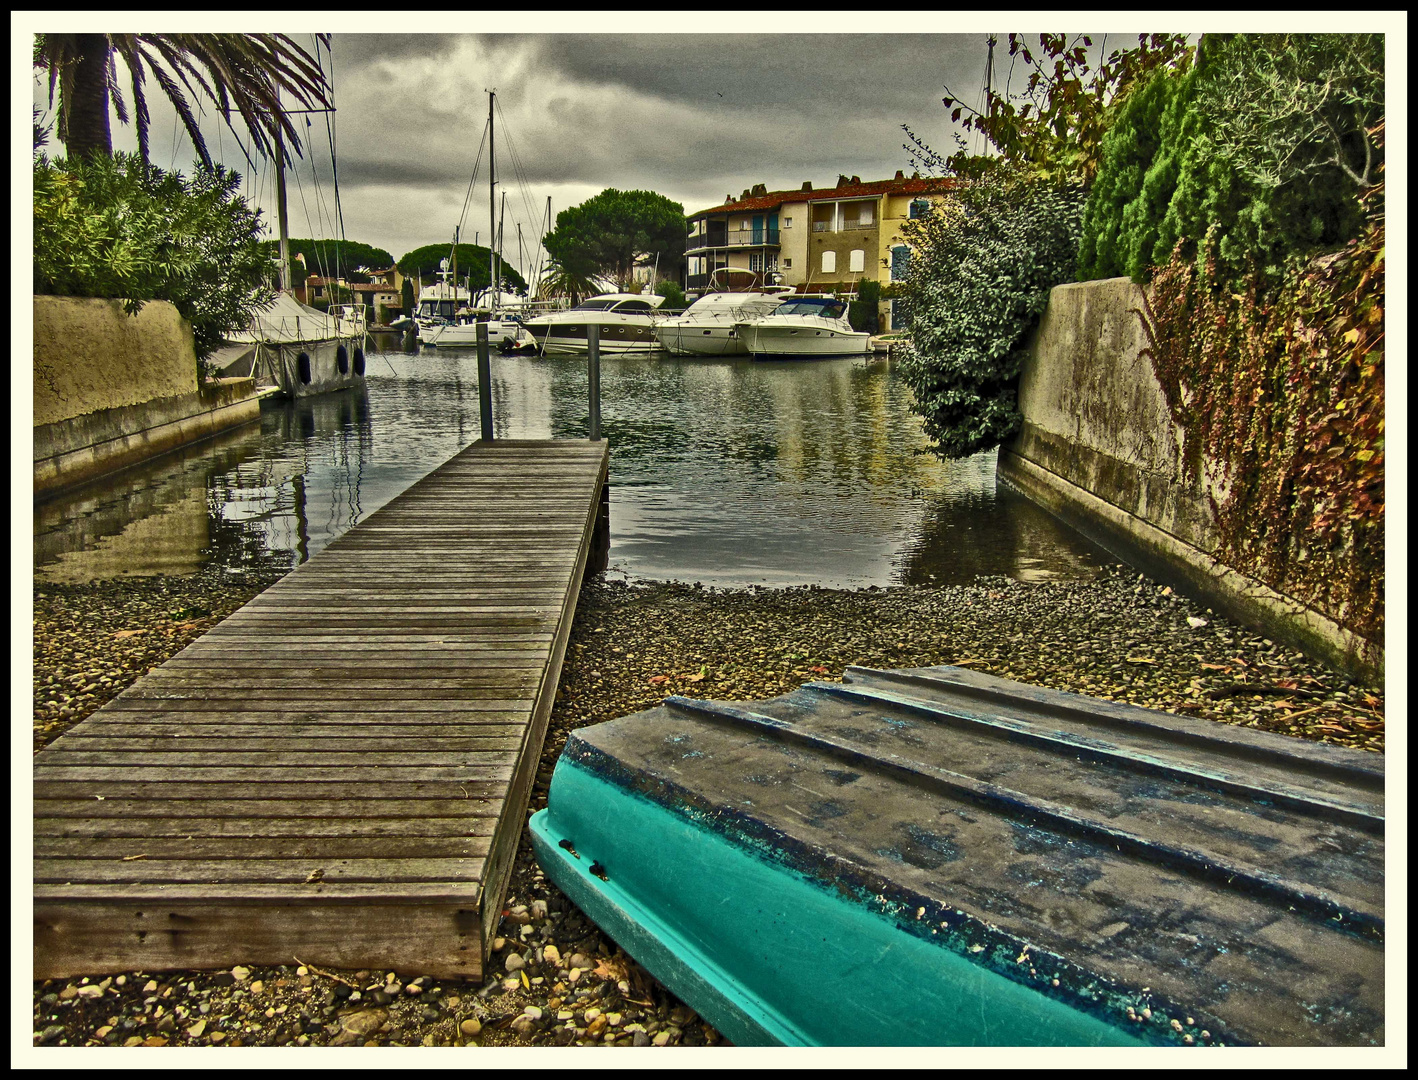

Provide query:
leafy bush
left=654, top=280, right=686, bottom=309
left=34, top=151, right=273, bottom=368
left=847, top=279, right=881, bottom=334
left=897, top=171, right=1086, bottom=458
left=1080, top=33, right=1384, bottom=286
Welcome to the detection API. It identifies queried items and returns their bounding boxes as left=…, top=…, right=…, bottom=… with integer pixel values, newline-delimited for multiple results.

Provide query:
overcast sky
left=22, top=14, right=1402, bottom=275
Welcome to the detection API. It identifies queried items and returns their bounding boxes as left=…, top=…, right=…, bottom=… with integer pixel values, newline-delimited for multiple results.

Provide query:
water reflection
left=33, top=348, right=1108, bottom=588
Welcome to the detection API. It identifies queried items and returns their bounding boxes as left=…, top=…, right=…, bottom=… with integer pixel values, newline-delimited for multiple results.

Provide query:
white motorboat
left=424, top=312, right=533, bottom=349
left=522, top=293, right=666, bottom=355
left=736, top=296, right=871, bottom=359
left=413, top=266, right=472, bottom=344
left=655, top=276, right=794, bottom=357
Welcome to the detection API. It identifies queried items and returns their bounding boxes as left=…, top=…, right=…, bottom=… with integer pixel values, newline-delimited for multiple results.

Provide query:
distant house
left=299, top=267, right=405, bottom=324
left=685, top=171, right=957, bottom=332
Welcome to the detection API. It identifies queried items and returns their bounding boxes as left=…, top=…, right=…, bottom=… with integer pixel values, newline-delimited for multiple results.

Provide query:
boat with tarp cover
left=530, top=664, right=1384, bottom=1047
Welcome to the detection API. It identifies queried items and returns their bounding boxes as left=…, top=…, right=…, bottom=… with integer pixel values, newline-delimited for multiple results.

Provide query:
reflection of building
left=685, top=173, right=957, bottom=330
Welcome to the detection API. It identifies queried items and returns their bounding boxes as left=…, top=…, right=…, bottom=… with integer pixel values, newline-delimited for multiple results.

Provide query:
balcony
left=686, top=228, right=780, bottom=253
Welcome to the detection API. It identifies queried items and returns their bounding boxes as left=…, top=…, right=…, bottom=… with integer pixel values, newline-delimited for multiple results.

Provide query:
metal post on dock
left=477, top=321, right=494, bottom=441
left=587, top=324, right=602, bottom=442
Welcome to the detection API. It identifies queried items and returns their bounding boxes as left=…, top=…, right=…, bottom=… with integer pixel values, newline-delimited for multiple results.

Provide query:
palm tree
left=34, top=33, right=331, bottom=167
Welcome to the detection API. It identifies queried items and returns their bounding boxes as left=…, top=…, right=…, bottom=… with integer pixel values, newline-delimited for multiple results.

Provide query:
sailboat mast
left=276, top=118, right=291, bottom=292
left=488, top=90, right=498, bottom=312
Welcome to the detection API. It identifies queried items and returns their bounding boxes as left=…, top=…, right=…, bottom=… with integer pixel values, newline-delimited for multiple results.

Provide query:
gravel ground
left=31, top=562, right=1384, bottom=1048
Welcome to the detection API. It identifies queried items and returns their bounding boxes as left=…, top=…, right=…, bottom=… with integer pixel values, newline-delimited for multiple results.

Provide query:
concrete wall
left=997, top=278, right=1382, bottom=683
left=33, top=296, right=261, bottom=496
left=34, top=296, right=198, bottom=425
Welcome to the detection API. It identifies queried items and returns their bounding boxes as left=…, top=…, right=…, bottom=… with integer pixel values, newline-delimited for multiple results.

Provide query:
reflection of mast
left=291, top=472, right=311, bottom=565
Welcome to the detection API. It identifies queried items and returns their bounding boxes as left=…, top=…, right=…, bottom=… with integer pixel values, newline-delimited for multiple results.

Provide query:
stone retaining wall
left=33, top=296, right=261, bottom=495
left=997, top=278, right=1381, bottom=683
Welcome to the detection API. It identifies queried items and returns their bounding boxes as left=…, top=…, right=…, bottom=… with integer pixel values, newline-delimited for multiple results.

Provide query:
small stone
left=652, top=1030, right=671, bottom=1046
left=249, top=980, right=264, bottom=994
left=504, top=953, right=525, bottom=973
left=231, top=966, right=250, bottom=983
left=530, top=899, right=548, bottom=920
left=585, top=1014, right=608, bottom=1038
left=459, top=1018, right=482, bottom=1037
left=59, top=986, right=78, bottom=1001
left=492, top=937, right=506, bottom=952
left=668, top=1004, right=697, bottom=1026
left=124, top=1036, right=144, bottom=1047
left=568, top=953, right=589, bottom=970
left=509, top=1015, right=535, bottom=1036
left=209, top=1031, right=227, bottom=1043
left=543, top=945, right=561, bottom=966
left=115, top=975, right=127, bottom=986
left=633, top=1031, right=652, bottom=1047
left=142, top=980, right=158, bottom=993
left=76, top=985, right=104, bottom=1000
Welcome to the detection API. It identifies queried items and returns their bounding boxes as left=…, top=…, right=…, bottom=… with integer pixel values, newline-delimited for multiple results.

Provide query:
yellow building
left=685, top=172, right=957, bottom=331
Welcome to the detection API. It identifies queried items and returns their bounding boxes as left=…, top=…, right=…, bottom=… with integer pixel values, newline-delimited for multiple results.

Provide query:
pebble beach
left=31, top=563, right=1384, bottom=1048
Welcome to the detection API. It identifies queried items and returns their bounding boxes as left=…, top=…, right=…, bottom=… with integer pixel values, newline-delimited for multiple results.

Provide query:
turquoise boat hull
left=531, top=765, right=1150, bottom=1047
left=531, top=664, right=1383, bottom=1047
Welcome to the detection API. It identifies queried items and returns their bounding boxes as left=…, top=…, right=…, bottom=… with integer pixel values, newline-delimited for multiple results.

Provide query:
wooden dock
left=33, top=438, right=610, bottom=981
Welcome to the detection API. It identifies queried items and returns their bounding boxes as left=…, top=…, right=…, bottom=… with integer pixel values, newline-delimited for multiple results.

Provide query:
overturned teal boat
left=530, top=665, right=1384, bottom=1047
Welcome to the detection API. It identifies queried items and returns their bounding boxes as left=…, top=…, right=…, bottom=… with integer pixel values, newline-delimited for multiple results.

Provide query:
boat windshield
left=776, top=299, right=846, bottom=318
left=572, top=299, right=616, bottom=311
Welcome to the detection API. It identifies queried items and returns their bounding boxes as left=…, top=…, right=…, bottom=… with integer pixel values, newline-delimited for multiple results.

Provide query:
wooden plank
left=33, top=438, right=607, bottom=980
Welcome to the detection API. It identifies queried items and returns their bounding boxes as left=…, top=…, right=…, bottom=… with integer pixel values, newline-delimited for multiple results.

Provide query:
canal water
left=34, top=343, right=1109, bottom=589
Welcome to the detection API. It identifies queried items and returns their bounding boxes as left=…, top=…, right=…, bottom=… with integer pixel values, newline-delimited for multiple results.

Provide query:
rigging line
left=320, top=34, right=349, bottom=281
left=456, top=122, right=490, bottom=240
left=493, top=97, right=543, bottom=235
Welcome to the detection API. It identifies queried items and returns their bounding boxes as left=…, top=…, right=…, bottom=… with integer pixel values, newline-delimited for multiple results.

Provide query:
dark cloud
left=524, top=34, right=981, bottom=119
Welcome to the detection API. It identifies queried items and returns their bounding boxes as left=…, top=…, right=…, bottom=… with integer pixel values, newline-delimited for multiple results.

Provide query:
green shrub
left=34, top=151, right=273, bottom=369
left=1080, top=33, right=1384, bottom=287
left=654, top=279, right=686, bottom=310
left=898, top=170, right=1086, bottom=459
left=847, top=279, right=881, bottom=334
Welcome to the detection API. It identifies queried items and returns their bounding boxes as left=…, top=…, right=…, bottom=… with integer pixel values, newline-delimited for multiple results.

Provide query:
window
left=749, top=252, right=763, bottom=272
left=821, top=250, right=837, bottom=274
left=890, top=245, right=912, bottom=281
left=909, top=198, right=931, bottom=219
left=859, top=205, right=873, bottom=226
left=783, top=217, right=792, bottom=228
left=783, top=258, right=792, bottom=269
left=849, top=249, right=865, bottom=273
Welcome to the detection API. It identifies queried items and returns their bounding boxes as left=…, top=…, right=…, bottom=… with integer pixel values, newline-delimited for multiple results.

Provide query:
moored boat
left=221, top=293, right=367, bottom=398
left=736, top=296, right=870, bottom=359
left=522, top=293, right=665, bottom=355
left=655, top=290, right=792, bottom=356
left=530, top=663, right=1384, bottom=1047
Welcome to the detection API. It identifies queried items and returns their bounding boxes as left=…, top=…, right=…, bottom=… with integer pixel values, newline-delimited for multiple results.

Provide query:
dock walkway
left=34, top=438, right=609, bottom=981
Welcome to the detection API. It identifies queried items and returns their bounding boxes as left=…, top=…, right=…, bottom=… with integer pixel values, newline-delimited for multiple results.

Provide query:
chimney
left=894, top=170, right=904, bottom=181
left=801, top=181, right=813, bottom=192
left=837, top=174, right=851, bottom=188
left=850, top=175, right=860, bottom=185
left=911, top=171, right=919, bottom=180
left=750, top=183, right=767, bottom=197
left=726, top=194, right=734, bottom=204
left=741, top=188, right=751, bottom=201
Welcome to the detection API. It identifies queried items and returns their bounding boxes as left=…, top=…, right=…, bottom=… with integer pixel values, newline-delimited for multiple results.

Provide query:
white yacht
left=413, top=267, right=472, bottom=344
left=656, top=288, right=794, bottom=356
left=522, top=293, right=666, bottom=355
left=736, top=296, right=871, bottom=359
